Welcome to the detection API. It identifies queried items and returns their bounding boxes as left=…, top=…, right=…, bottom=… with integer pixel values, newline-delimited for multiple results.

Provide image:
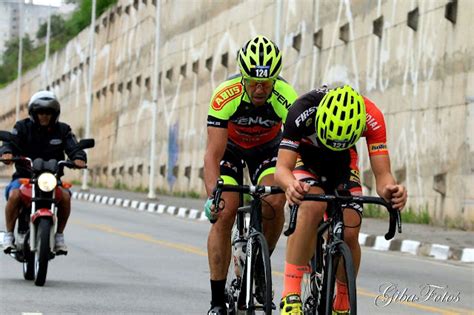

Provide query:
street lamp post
left=44, top=2, right=52, bottom=87
left=148, top=0, right=161, bottom=199
left=81, top=0, right=97, bottom=191
left=15, top=0, right=24, bottom=121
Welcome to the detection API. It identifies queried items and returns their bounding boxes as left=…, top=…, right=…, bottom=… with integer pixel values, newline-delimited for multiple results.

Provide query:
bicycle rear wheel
left=241, top=232, right=272, bottom=314
left=324, top=241, right=357, bottom=314
left=302, top=235, right=326, bottom=315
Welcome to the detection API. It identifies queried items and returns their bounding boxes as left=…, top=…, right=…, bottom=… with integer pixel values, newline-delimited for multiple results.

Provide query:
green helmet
left=316, top=85, right=366, bottom=151
left=237, top=35, right=282, bottom=80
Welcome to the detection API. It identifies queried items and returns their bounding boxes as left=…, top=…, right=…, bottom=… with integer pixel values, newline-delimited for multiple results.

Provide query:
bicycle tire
left=324, top=241, right=357, bottom=314
left=301, top=255, right=317, bottom=315
left=244, top=232, right=272, bottom=314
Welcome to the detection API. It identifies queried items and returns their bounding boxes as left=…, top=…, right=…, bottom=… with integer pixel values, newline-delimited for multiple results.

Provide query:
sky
left=30, top=0, right=62, bottom=6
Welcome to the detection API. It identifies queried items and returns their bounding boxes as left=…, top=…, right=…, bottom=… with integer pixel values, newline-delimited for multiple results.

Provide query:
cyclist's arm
left=275, top=148, right=309, bottom=205
left=203, top=126, right=228, bottom=196
left=370, top=154, right=407, bottom=210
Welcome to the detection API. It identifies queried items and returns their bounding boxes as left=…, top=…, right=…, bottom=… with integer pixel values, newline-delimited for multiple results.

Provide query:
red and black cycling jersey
left=207, top=74, right=298, bottom=149
left=280, top=88, right=389, bottom=156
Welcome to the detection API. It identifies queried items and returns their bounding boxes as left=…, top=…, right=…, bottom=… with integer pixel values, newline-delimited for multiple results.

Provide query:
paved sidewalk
left=71, top=186, right=474, bottom=264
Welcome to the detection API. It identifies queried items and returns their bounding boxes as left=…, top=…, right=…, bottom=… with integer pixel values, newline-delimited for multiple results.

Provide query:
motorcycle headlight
left=37, top=173, right=57, bottom=192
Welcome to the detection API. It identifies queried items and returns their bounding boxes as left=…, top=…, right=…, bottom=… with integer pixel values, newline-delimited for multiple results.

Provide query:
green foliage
left=363, top=204, right=432, bottom=225
left=0, top=0, right=118, bottom=87
left=400, top=206, right=431, bottom=224
left=363, top=204, right=389, bottom=219
left=113, top=180, right=129, bottom=190
left=36, top=15, right=66, bottom=39
left=0, top=35, right=35, bottom=86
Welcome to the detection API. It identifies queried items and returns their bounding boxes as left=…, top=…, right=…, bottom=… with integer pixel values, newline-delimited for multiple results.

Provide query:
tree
left=36, top=15, right=66, bottom=39
left=0, top=35, right=35, bottom=85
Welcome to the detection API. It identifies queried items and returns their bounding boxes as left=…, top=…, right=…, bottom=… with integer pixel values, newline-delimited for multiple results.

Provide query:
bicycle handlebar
left=209, top=178, right=284, bottom=224
left=283, top=193, right=402, bottom=240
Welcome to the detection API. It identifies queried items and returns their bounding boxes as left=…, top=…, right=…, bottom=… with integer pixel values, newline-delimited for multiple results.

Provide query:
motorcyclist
left=1, top=90, right=87, bottom=254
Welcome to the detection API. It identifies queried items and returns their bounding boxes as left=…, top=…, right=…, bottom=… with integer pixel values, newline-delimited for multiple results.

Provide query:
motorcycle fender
left=31, top=208, right=53, bottom=224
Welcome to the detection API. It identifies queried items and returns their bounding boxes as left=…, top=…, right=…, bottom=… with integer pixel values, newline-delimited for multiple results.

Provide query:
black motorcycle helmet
left=28, top=90, right=60, bottom=125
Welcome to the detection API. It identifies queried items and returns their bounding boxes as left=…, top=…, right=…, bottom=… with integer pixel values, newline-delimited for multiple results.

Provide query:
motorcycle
left=0, top=130, right=94, bottom=286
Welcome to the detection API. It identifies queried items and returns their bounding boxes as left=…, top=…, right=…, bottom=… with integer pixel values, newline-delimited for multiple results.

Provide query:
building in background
left=0, top=0, right=65, bottom=53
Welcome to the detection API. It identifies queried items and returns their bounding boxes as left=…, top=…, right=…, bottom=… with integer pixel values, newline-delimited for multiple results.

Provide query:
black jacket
left=0, top=118, right=87, bottom=179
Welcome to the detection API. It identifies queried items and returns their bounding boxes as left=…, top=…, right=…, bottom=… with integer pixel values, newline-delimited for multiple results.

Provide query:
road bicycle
left=211, top=179, right=284, bottom=314
left=284, top=189, right=402, bottom=314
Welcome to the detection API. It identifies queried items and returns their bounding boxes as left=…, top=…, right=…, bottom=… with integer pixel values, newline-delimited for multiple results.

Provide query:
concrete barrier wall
left=0, top=0, right=472, bottom=227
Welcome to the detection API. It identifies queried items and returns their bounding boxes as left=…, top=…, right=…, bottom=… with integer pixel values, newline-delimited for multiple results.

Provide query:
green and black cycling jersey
left=207, top=74, right=298, bottom=149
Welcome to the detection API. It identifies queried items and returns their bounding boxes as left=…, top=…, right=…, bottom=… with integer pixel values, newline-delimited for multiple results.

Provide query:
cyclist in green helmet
left=275, top=85, right=407, bottom=314
left=204, top=35, right=297, bottom=315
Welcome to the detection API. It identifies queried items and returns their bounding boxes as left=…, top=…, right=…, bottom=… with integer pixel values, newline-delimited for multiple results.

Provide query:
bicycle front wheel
left=243, top=232, right=272, bottom=314
left=301, top=255, right=317, bottom=315
left=324, top=241, right=357, bottom=314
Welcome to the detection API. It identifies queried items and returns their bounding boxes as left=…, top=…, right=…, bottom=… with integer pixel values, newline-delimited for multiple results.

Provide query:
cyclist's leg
left=256, top=172, right=285, bottom=252
left=281, top=160, right=327, bottom=313
left=245, top=140, right=285, bottom=253
left=207, top=149, right=243, bottom=310
left=4, top=178, right=22, bottom=232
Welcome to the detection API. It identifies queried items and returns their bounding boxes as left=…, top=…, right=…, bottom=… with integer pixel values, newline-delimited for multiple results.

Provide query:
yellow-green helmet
left=316, top=85, right=366, bottom=151
left=237, top=35, right=282, bottom=80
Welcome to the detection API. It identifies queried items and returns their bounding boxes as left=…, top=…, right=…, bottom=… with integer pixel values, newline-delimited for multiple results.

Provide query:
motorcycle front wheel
left=34, top=219, right=51, bottom=286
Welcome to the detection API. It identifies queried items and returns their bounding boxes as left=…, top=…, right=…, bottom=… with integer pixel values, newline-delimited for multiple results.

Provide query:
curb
left=72, top=191, right=208, bottom=222
left=72, top=191, right=474, bottom=264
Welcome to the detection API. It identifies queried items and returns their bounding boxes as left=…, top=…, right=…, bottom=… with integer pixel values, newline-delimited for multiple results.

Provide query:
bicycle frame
left=211, top=179, right=283, bottom=314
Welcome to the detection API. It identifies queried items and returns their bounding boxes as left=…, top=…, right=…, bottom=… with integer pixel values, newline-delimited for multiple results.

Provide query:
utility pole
left=148, top=0, right=161, bottom=199
left=15, top=0, right=24, bottom=121
left=44, top=2, right=52, bottom=87
left=274, top=0, right=282, bottom=47
left=81, top=0, right=96, bottom=191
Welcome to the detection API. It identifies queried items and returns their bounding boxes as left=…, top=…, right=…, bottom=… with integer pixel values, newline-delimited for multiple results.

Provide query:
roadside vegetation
left=0, top=0, right=117, bottom=88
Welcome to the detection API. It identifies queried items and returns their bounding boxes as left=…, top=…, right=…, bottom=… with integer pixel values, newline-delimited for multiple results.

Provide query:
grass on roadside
left=363, top=204, right=431, bottom=225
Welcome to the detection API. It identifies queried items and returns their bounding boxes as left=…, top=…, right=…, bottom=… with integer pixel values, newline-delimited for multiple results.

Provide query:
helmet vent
left=320, top=127, right=326, bottom=139
left=258, top=43, right=264, bottom=64
left=343, top=92, right=348, bottom=107
left=337, top=126, right=343, bottom=136
left=271, top=58, right=282, bottom=77
left=329, top=121, right=334, bottom=131
left=239, top=55, right=250, bottom=74
left=340, top=111, right=345, bottom=120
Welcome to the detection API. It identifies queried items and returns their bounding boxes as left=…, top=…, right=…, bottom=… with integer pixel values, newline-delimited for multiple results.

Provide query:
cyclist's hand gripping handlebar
left=209, top=178, right=225, bottom=224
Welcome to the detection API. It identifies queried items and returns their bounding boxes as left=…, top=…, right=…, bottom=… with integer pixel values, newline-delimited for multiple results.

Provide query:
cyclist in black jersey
left=275, top=85, right=407, bottom=314
left=204, top=35, right=297, bottom=315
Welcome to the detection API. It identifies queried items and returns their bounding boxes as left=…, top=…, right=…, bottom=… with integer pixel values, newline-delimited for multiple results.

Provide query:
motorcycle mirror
left=0, top=130, right=13, bottom=142
left=77, top=138, right=95, bottom=150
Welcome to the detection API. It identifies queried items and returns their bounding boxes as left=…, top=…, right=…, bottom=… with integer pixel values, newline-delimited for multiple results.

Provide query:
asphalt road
left=0, top=198, right=472, bottom=314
